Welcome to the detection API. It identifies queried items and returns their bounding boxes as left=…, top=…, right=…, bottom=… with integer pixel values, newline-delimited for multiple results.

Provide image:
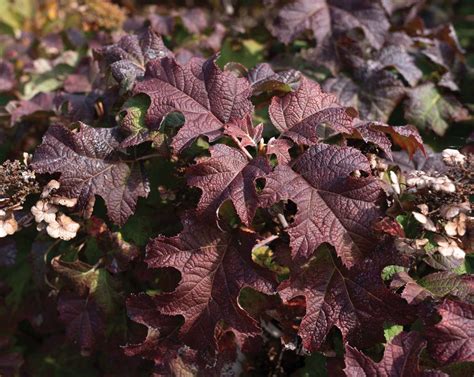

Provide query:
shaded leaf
left=344, top=331, right=447, bottom=377
left=145, top=215, right=276, bottom=354
left=96, top=28, right=172, bottom=90
left=31, top=123, right=150, bottom=225
left=279, top=246, right=414, bottom=352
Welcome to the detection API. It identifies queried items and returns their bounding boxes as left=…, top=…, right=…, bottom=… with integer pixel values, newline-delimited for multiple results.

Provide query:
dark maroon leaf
left=260, top=144, right=383, bottom=266
left=391, top=146, right=448, bottom=174
left=31, top=123, right=150, bottom=225
left=372, top=45, right=422, bottom=87
left=96, top=28, right=172, bottom=90
left=269, top=76, right=354, bottom=145
left=187, top=144, right=270, bottom=226
left=426, top=300, right=474, bottom=365
left=0, top=239, right=16, bottom=267
left=324, top=68, right=406, bottom=123
left=273, top=0, right=389, bottom=49
left=145, top=215, right=276, bottom=354
left=280, top=246, right=414, bottom=352
left=344, top=332, right=447, bottom=377
left=57, top=292, right=104, bottom=356
left=135, top=55, right=253, bottom=152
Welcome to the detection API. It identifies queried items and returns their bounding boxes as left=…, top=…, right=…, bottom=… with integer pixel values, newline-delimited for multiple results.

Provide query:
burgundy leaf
left=260, top=144, right=383, bottom=266
left=344, top=332, right=447, bottom=377
left=145, top=215, right=276, bottom=354
left=269, top=76, right=354, bottom=145
left=6, top=92, right=58, bottom=126
left=187, top=144, right=270, bottom=226
left=279, top=247, right=414, bottom=352
left=426, top=299, right=474, bottom=365
left=272, top=0, right=389, bottom=49
left=57, top=292, right=104, bottom=356
left=135, top=56, right=253, bottom=152
left=31, top=123, right=150, bottom=225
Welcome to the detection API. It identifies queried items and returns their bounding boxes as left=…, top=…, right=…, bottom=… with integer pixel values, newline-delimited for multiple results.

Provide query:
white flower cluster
left=441, top=149, right=466, bottom=166
left=406, top=171, right=456, bottom=193
left=31, top=180, right=80, bottom=241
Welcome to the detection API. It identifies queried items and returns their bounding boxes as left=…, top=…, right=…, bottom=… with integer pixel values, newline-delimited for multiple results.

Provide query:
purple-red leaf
left=135, top=56, right=253, bottom=152
left=145, top=215, right=276, bottom=354
left=260, top=144, right=383, bottom=266
left=426, top=299, right=474, bottom=365
left=280, top=247, right=414, bottom=352
left=187, top=144, right=271, bottom=226
left=31, top=123, right=150, bottom=225
left=269, top=76, right=354, bottom=145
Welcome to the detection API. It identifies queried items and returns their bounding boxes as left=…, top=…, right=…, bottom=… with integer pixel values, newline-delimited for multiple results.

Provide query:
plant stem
left=231, top=135, right=253, bottom=160
left=253, top=234, right=279, bottom=250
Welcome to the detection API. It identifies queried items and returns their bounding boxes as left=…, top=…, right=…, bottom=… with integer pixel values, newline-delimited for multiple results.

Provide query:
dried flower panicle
left=31, top=180, right=80, bottom=241
left=0, top=159, right=39, bottom=211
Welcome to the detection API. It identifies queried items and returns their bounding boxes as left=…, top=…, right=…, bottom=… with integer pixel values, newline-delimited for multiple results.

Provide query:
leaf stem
left=231, top=135, right=253, bottom=160
left=253, top=234, right=279, bottom=250
left=134, top=153, right=164, bottom=162
left=277, top=213, right=288, bottom=229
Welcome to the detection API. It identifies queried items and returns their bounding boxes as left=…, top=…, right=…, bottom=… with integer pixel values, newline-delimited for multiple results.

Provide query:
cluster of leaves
left=0, top=1, right=472, bottom=376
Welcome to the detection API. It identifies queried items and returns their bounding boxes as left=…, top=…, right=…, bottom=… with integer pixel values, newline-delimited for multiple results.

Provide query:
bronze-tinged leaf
left=344, top=332, right=447, bottom=377
left=187, top=144, right=271, bottom=226
left=247, top=63, right=301, bottom=95
left=135, top=55, right=253, bottom=152
left=269, top=76, right=354, bottom=145
left=145, top=215, right=276, bottom=354
left=426, top=300, right=474, bottom=365
left=31, top=123, right=150, bottom=225
left=96, top=27, right=172, bottom=90
left=260, top=144, right=383, bottom=266
left=279, top=247, right=414, bottom=352
left=224, top=115, right=263, bottom=148
left=352, top=120, right=425, bottom=159
left=272, top=0, right=389, bottom=49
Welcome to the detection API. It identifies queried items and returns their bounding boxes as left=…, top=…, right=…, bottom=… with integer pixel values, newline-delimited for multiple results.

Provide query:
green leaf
left=383, top=323, right=403, bottom=342
left=381, top=265, right=406, bottom=281
left=90, top=269, right=121, bottom=315
left=405, top=83, right=469, bottom=136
